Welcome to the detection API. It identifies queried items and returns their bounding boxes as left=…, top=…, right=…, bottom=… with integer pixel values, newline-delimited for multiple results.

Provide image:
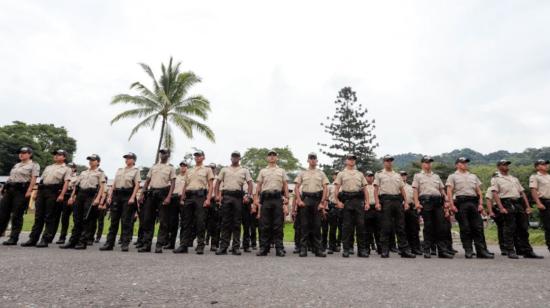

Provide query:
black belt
left=38, top=183, right=63, bottom=191
left=186, top=189, right=207, bottom=198
left=455, top=196, right=479, bottom=203
left=540, top=198, right=550, bottom=203
left=379, top=194, right=402, bottom=201
left=419, top=195, right=443, bottom=204
left=5, top=182, right=30, bottom=191
left=114, top=188, right=134, bottom=194
left=222, top=190, right=244, bottom=197
left=261, top=190, right=282, bottom=199
left=500, top=197, right=521, bottom=203
left=78, top=188, right=97, bottom=195
left=302, top=191, right=322, bottom=199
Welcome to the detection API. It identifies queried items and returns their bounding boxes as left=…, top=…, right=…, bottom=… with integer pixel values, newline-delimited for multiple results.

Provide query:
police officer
left=334, top=153, right=370, bottom=258
left=214, top=151, right=254, bottom=255
left=60, top=154, right=105, bottom=250
left=240, top=181, right=256, bottom=252
left=374, top=155, right=415, bottom=258
left=56, top=162, right=78, bottom=244
left=175, top=149, right=214, bottom=254
left=138, top=149, right=176, bottom=253
left=400, top=170, right=422, bottom=255
left=446, top=157, right=493, bottom=259
left=412, top=156, right=453, bottom=259
left=100, top=152, right=141, bottom=252
left=530, top=159, right=550, bottom=253
left=364, top=170, right=381, bottom=254
left=0, top=147, right=39, bottom=245
left=326, top=171, right=343, bottom=254
left=168, top=161, right=187, bottom=249
left=294, top=152, right=329, bottom=257
left=206, top=163, right=221, bottom=251
left=491, top=160, right=542, bottom=259
left=23, top=149, right=71, bottom=248
left=254, top=149, right=289, bottom=257
left=485, top=175, right=506, bottom=255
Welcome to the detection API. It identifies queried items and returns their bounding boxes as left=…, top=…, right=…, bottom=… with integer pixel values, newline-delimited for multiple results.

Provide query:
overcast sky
left=1, top=1, right=549, bottom=176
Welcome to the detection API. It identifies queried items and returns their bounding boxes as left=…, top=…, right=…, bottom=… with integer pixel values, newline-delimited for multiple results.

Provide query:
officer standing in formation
left=530, top=159, right=550, bottom=253
left=56, top=163, right=78, bottom=244
left=326, top=172, right=343, bottom=254
left=374, top=155, right=415, bottom=258
left=333, top=153, right=369, bottom=258
left=254, top=149, right=289, bottom=257
left=491, top=160, right=542, bottom=259
left=176, top=150, right=214, bottom=254
left=168, top=161, right=187, bottom=250
left=214, top=151, right=253, bottom=255
left=61, top=154, right=105, bottom=250
left=485, top=173, right=506, bottom=255
left=364, top=170, right=380, bottom=254
left=22, top=150, right=71, bottom=248
left=400, top=170, right=421, bottom=255
left=139, top=149, right=176, bottom=253
left=0, top=147, right=39, bottom=245
left=100, top=152, right=141, bottom=252
left=294, top=152, right=329, bottom=257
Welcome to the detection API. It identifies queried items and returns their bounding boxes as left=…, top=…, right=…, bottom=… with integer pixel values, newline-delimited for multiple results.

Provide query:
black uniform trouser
left=167, top=195, right=180, bottom=247
left=219, top=194, right=243, bottom=250
left=241, top=202, right=253, bottom=248
left=342, top=197, right=366, bottom=251
left=328, top=206, right=343, bottom=249
left=259, top=197, right=284, bottom=251
left=380, top=197, right=409, bottom=252
left=404, top=203, right=421, bottom=251
left=181, top=194, right=207, bottom=248
left=29, top=187, right=61, bottom=242
left=321, top=213, right=329, bottom=249
left=491, top=210, right=505, bottom=252
left=0, top=186, right=28, bottom=242
left=540, top=199, right=550, bottom=250
left=293, top=213, right=301, bottom=248
left=89, top=208, right=106, bottom=241
left=299, top=195, right=323, bottom=252
left=58, top=195, right=73, bottom=239
left=364, top=205, right=381, bottom=251
left=69, top=190, right=97, bottom=246
left=455, top=199, right=484, bottom=252
left=500, top=199, right=533, bottom=254
left=105, top=191, right=135, bottom=246
left=419, top=197, right=447, bottom=253
left=206, top=200, right=221, bottom=247
left=141, top=188, right=170, bottom=247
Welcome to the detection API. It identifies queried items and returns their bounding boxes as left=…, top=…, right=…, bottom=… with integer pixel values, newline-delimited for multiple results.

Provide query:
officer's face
left=498, top=164, right=510, bottom=173
left=160, top=152, right=170, bottom=161
left=230, top=155, right=240, bottom=165
left=54, top=154, right=65, bottom=163
left=401, top=175, right=408, bottom=181
left=88, top=159, right=99, bottom=168
left=366, top=175, right=374, bottom=184
left=19, top=152, right=30, bottom=161
left=179, top=165, right=187, bottom=173
left=345, top=158, right=356, bottom=167
left=308, top=157, right=318, bottom=167
left=456, top=162, right=468, bottom=171
left=537, top=164, right=549, bottom=173
left=421, top=162, right=432, bottom=170
left=383, top=160, right=393, bottom=169
left=125, top=158, right=135, bottom=166
left=267, top=154, right=278, bottom=163
left=194, top=155, right=204, bottom=164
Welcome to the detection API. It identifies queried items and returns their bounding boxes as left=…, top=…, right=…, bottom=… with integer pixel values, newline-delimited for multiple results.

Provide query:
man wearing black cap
left=485, top=173, right=506, bottom=255
left=364, top=170, right=381, bottom=254
left=446, top=157, right=493, bottom=259
left=138, top=149, right=176, bottom=253
left=334, top=153, right=370, bottom=258
left=56, top=162, right=78, bottom=244
left=530, top=159, right=550, bottom=253
left=206, top=163, right=221, bottom=251
left=214, top=151, right=254, bottom=255
left=167, top=161, right=188, bottom=250
left=100, top=153, right=141, bottom=252
left=293, top=152, right=329, bottom=257
left=22, top=150, right=72, bottom=248
left=254, top=149, right=290, bottom=257
left=326, top=171, right=343, bottom=254
left=491, top=160, right=542, bottom=259
left=0, top=147, right=40, bottom=245
left=176, top=149, right=214, bottom=254
left=60, top=154, right=105, bottom=250
left=412, top=156, right=453, bottom=259
left=400, top=170, right=422, bottom=255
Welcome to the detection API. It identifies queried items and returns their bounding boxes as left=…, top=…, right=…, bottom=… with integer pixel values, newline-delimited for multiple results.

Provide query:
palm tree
left=111, top=57, right=215, bottom=162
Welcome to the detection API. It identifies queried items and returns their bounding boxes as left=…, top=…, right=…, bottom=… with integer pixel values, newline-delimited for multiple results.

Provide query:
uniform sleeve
left=207, top=168, right=214, bottom=181
left=485, top=188, right=493, bottom=200
left=169, top=167, right=176, bottom=180
left=516, top=178, right=525, bottom=192
left=360, top=174, right=367, bottom=187
left=335, top=172, right=343, bottom=185
left=445, top=174, right=454, bottom=187
left=322, top=172, right=329, bottom=186
left=398, top=177, right=405, bottom=189
left=411, top=174, right=419, bottom=189
left=32, top=163, right=40, bottom=177
left=437, top=176, right=445, bottom=190
left=146, top=167, right=153, bottom=180
left=216, top=168, right=225, bottom=181
left=282, top=169, right=288, bottom=182
left=256, top=170, right=264, bottom=183
left=133, top=169, right=141, bottom=183
left=244, top=169, right=252, bottom=182
left=63, top=167, right=72, bottom=181
left=490, top=178, right=499, bottom=192
left=373, top=173, right=380, bottom=187
left=99, top=172, right=106, bottom=184
left=529, top=175, right=538, bottom=189
left=294, top=172, right=303, bottom=184
left=475, top=175, right=482, bottom=186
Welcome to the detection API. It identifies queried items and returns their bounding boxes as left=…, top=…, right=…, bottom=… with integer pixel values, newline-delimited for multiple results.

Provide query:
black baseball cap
left=19, top=146, right=33, bottom=154
left=455, top=157, right=470, bottom=164
left=208, top=163, right=216, bottom=169
left=52, top=149, right=67, bottom=157
left=159, top=148, right=170, bottom=154
left=308, top=152, right=317, bottom=159
left=194, top=149, right=205, bottom=156
left=67, top=162, right=77, bottom=168
left=365, top=170, right=374, bottom=176
left=399, top=170, right=408, bottom=176
left=534, top=159, right=550, bottom=167
left=267, top=149, right=278, bottom=156
left=345, top=153, right=357, bottom=160
left=421, top=155, right=434, bottom=163
left=86, top=154, right=101, bottom=162
left=382, top=154, right=394, bottom=162
left=123, top=152, right=137, bottom=160
left=496, top=159, right=511, bottom=166
left=179, top=161, right=188, bottom=167
left=231, top=151, right=241, bottom=157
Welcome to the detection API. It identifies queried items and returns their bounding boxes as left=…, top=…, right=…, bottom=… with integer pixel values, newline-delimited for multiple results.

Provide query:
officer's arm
left=492, top=190, right=504, bottom=211
left=446, top=185, right=454, bottom=208
left=283, top=180, right=289, bottom=201
left=413, top=188, right=420, bottom=207
left=294, top=182, right=302, bottom=203
left=214, top=179, right=221, bottom=199
left=363, top=185, right=369, bottom=205
left=95, top=182, right=105, bottom=205
left=531, top=188, right=545, bottom=209
left=254, top=182, right=263, bottom=206
left=27, top=175, right=37, bottom=198
left=476, top=185, right=483, bottom=206
left=206, top=179, right=214, bottom=202
left=130, top=179, right=140, bottom=202
left=334, top=183, right=341, bottom=204
left=59, top=179, right=70, bottom=200
left=246, top=180, right=253, bottom=196
left=486, top=197, right=494, bottom=215
left=400, top=186, right=407, bottom=204
left=374, top=185, right=380, bottom=206
left=142, top=178, right=151, bottom=191
left=167, top=178, right=175, bottom=198
left=322, top=183, right=329, bottom=204
left=520, top=191, right=530, bottom=209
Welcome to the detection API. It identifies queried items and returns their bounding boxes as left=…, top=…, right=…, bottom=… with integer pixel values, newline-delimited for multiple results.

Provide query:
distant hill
left=392, top=147, right=550, bottom=169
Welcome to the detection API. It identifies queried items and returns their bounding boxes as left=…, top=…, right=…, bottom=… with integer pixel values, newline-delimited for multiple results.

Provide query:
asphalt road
left=1, top=235, right=549, bottom=307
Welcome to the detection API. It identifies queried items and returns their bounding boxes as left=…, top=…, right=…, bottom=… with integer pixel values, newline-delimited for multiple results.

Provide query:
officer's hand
left=283, top=205, right=289, bottom=216
left=203, top=198, right=211, bottom=208
left=536, top=202, right=546, bottom=210
left=336, top=201, right=344, bottom=209
left=128, top=197, right=135, bottom=205
left=243, top=195, right=250, bottom=204
left=477, top=204, right=484, bottom=213
left=107, top=197, right=113, bottom=205
left=251, top=203, right=258, bottom=214
left=92, top=199, right=100, bottom=206
left=163, top=197, right=170, bottom=206
left=25, top=191, right=32, bottom=199
left=525, top=207, right=532, bottom=215
left=56, top=194, right=64, bottom=203
left=138, top=195, right=145, bottom=204
left=297, top=199, right=305, bottom=208
left=415, top=202, right=422, bottom=211
left=488, top=211, right=495, bottom=218
left=450, top=205, right=458, bottom=213
left=215, top=195, right=221, bottom=203
left=403, top=203, right=410, bottom=211
left=364, top=201, right=369, bottom=211
left=283, top=196, right=289, bottom=205
left=68, top=197, right=75, bottom=206
left=375, top=203, right=381, bottom=211
left=499, top=206, right=508, bottom=214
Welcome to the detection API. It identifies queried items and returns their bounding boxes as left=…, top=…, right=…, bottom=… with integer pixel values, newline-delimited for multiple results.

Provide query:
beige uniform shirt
left=335, top=169, right=367, bottom=192
left=41, top=163, right=71, bottom=185
left=412, top=171, right=444, bottom=197
left=174, top=173, right=186, bottom=195
left=404, top=183, right=414, bottom=204
left=184, top=165, right=214, bottom=191
left=529, top=172, right=550, bottom=199
left=328, top=184, right=336, bottom=203
left=373, top=170, right=404, bottom=195
left=366, top=184, right=375, bottom=205
left=113, top=167, right=140, bottom=189
left=294, top=168, right=329, bottom=193
left=8, top=161, right=40, bottom=183
left=217, top=166, right=253, bottom=191
left=485, top=187, right=494, bottom=202
left=491, top=174, right=524, bottom=199
left=147, top=163, right=176, bottom=189
left=68, top=173, right=78, bottom=191
left=446, top=171, right=481, bottom=197
left=77, top=168, right=106, bottom=190
left=257, top=166, right=288, bottom=192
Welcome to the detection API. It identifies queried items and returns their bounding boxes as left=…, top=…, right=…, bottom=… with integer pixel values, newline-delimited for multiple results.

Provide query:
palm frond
left=138, top=63, right=160, bottom=93
left=128, top=114, right=159, bottom=140
left=170, top=113, right=215, bottom=142
left=111, top=94, right=159, bottom=109
left=173, top=95, right=211, bottom=120
left=110, top=107, right=157, bottom=124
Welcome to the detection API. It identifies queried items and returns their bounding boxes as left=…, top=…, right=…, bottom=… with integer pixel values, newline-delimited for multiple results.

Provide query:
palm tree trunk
left=155, top=117, right=167, bottom=163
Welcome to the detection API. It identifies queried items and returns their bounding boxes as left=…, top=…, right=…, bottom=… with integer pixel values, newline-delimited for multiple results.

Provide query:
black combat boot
left=256, top=248, right=269, bottom=256
left=173, top=245, right=188, bottom=254
left=299, top=248, right=307, bottom=257
left=35, top=239, right=48, bottom=248
left=380, top=249, right=390, bottom=258
left=464, top=250, right=474, bottom=259
left=74, top=243, right=87, bottom=250
left=59, top=242, right=76, bottom=249
left=358, top=249, right=370, bottom=258
left=137, top=245, right=151, bottom=253
left=56, top=237, right=66, bottom=244
left=196, top=246, right=205, bottom=255
left=232, top=248, right=242, bottom=256
left=276, top=249, right=285, bottom=257
left=342, top=249, right=350, bottom=258
left=155, top=246, right=163, bottom=253
left=20, top=239, right=37, bottom=247
left=476, top=250, right=494, bottom=259
left=400, top=250, right=416, bottom=258
left=523, top=251, right=544, bottom=259
left=315, top=250, right=327, bottom=258
left=507, top=251, right=519, bottom=259
left=216, top=248, right=228, bottom=255
left=99, top=243, right=114, bottom=251
left=120, top=244, right=129, bottom=252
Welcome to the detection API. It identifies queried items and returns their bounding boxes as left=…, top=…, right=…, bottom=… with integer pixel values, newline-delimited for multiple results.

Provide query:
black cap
left=86, top=154, right=101, bottom=162
left=534, top=159, right=550, bottom=167
left=382, top=154, right=394, bottom=162
left=399, top=170, right=408, bottom=176
left=231, top=151, right=241, bottom=157
left=123, top=152, right=137, bottom=160
left=179, top=161, right=188, bottom=167
left=159, top=148, right=170, bottom=154
left=52, top=149, right=67, bottom=157
left=455, top=157, right=470, bottom=164
left=193, top=149, right=205, bottom=156
left=18, top=146, right=33, bottom=154
left=267, top=149, right=278, bottom=156
left=492, top=172, right=500, bottom=177
left=345, top=153, right=357, bottom=160
left=67, top=162, right=77, bottom=168
left=308, top=152, right=317, bottom=159
left=208, top=163, right=216, bottom=169
left=365, top=170, right=374, bottom=176
left=496, top=159, right=511, bottom=166
left=421, top=155, right=434, bottom=163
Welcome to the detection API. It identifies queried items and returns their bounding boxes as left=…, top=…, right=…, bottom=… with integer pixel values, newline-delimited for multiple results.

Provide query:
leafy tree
left=241, top=147, right=301, bottom=181
left=318, top=87, right=378, bottom=173
left=0, top=121, right=77, bottom=174
left=110, top=57, right=215, bottom=162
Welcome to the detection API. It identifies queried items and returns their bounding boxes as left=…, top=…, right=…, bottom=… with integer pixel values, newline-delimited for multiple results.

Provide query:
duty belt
left=455, top=195, right=479, bottom=203
left=78, top=188, right=97, bottom=196
left=261, top=190, right=282, bottom=199
left=301, top=191, right=322, bottom=199
left=379, top=194, right=402, bottom=201
left=38, top=183, right=63, bottom=191
left=222, top=190, right=244, bottom=197
left=4, top=182, right=30, bottom=191
left=114, top=187, right=133, bottom=194
left=186, top=189, right=207, bottom=198
left=419, top=195, right=443, bottom=204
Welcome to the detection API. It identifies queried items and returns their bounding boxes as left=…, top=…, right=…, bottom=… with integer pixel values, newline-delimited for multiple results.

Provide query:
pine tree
left=318, top=87, right=378, bottom=173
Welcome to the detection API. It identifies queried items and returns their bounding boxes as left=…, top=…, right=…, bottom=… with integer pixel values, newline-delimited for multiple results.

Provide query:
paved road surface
left=1, top=235, right=549, bottom=307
